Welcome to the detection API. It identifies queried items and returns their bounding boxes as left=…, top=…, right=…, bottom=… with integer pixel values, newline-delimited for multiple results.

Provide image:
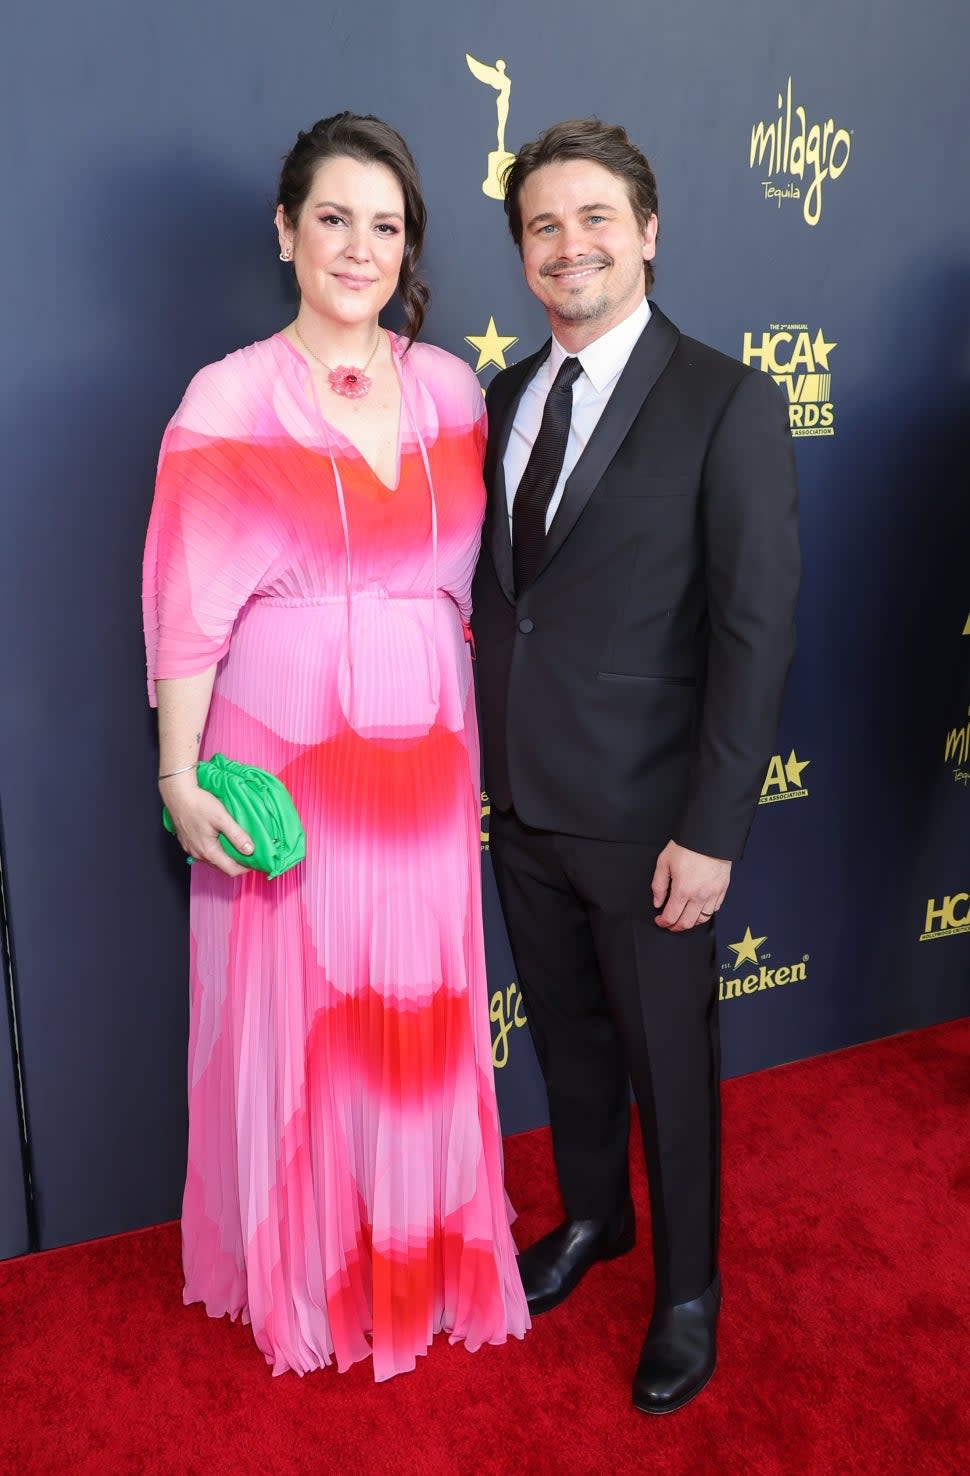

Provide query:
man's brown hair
left=502, top=118, right=659, bottom=293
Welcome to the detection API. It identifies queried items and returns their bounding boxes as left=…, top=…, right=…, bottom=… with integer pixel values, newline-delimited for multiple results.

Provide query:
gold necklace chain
left=294, top=323, right=383, bottom=377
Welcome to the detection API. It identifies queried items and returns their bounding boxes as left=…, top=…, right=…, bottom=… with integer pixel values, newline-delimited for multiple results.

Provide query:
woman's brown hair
left=278, top=112, right=430, bottom=346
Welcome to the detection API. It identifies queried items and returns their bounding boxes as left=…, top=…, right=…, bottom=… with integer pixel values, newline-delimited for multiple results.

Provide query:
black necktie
left=512, top=355, right=583, bottom=595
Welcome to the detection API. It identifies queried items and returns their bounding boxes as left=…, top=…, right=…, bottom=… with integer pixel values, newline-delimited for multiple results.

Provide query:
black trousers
left=489, top=808, right=721, bottom=1308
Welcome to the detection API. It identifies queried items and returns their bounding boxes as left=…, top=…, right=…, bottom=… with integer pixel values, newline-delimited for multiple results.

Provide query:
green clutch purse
left=162, top=753, right=306, bottom=879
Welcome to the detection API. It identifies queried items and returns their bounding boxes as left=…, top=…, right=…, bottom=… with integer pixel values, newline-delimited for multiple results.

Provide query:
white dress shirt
left=504, top=297, right=652, bottom=536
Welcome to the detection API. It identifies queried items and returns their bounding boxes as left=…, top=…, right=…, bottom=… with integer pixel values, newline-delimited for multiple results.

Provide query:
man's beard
left=549, top=289, right=611, bottom=323
left=540, top=254, right=613, bottom=324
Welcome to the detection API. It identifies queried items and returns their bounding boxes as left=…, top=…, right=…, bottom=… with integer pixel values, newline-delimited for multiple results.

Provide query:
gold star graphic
left=784, top=749, right=810, bottom=789
left=465, top=316, right=518, bottom=372
left=728, top=927, right=768, bottom=968
left=812, top=330, right=837, bottom=370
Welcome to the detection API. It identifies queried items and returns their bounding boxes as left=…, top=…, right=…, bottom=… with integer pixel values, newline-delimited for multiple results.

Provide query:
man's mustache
left=540, top=255, right=612, bottom=278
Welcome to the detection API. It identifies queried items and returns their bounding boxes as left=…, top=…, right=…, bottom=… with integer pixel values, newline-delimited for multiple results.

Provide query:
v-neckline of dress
left=275, top=330, right=405, bottom=495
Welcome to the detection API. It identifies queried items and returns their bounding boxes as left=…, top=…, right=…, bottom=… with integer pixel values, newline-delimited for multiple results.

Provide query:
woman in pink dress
left=142, top=113, right=529, bottom=1380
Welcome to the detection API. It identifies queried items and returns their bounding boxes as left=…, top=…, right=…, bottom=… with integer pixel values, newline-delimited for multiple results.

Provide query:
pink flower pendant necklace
left=294, top=324, right=383, bottom=399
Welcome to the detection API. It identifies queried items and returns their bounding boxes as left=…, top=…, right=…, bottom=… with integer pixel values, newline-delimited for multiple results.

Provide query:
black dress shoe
left=517, top=1204, right=635, bottom=1315
left=632, top=1274, right=721, bottom=1414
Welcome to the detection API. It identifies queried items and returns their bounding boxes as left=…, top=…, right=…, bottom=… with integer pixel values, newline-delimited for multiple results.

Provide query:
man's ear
left=642, top=212, right=659, bottom=263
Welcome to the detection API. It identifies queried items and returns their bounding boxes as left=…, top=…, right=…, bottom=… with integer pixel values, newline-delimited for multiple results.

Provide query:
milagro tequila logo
left=490, top=979, right=529, bottom=1068
left=750, top=77, right=852, bottom=226
left=719, top=926, right=810, bottom=1003
left=742, top=324, right=837, bottom=437
left=945, top=708, right=970, bottom=787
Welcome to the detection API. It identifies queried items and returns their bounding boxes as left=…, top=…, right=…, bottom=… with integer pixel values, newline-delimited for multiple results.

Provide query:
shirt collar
left=548, top=297, right=652, bottom=393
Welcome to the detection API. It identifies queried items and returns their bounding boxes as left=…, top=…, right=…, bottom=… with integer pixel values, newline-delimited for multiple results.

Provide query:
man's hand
left=652, top=841, right=732, bottom=932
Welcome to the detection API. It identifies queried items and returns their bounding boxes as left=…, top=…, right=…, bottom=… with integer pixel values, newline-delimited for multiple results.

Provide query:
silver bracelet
left=158, top=762, right=199, bottom=781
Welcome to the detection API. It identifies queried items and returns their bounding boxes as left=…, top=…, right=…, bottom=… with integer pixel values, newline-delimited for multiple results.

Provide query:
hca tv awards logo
left=760, top=748, right=810, bottom=804
left=743, top=324, right=837, bottom=437
left=920, top=892, right=970, bottom=943
left=749, top=77, right=852, bottom=226
left=719, top=926, right=810, bottom=1003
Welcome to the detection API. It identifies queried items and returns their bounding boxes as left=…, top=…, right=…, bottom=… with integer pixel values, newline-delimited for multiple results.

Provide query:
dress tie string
left=302, top=341, right=442, bottom=731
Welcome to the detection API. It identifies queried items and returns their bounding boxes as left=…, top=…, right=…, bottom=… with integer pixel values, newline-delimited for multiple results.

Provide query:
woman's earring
left=279, top=247, right=292, bottom=262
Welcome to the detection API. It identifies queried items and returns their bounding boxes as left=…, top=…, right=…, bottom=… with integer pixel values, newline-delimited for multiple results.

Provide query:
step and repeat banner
left=1, top=0, right=967, bottom=1250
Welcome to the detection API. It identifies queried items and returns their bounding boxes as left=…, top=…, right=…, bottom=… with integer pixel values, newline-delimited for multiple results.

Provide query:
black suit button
left=518, top=618, right=535, bottom=634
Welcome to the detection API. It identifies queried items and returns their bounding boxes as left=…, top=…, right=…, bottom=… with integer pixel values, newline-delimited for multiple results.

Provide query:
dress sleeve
left=142, top=364, right=275, bottom=706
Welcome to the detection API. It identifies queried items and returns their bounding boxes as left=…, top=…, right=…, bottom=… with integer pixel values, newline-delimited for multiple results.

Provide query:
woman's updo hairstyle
left=278, top=112, right=430, bottom=348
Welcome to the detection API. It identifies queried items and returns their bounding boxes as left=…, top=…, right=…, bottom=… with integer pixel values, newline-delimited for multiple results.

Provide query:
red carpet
left=2, top=1019, right=968, bottom=1475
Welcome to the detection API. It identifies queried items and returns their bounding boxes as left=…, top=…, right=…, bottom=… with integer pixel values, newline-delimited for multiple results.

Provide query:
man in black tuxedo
left=472, top=120, right=800, bottom=1413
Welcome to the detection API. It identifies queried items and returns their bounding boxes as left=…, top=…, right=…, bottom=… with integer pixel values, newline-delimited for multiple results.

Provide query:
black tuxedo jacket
left=470, top=303, right=800, bottom=862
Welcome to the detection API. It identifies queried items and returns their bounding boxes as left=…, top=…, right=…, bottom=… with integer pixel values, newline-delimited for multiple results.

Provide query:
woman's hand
left=160, top=772, right=254, bottom=877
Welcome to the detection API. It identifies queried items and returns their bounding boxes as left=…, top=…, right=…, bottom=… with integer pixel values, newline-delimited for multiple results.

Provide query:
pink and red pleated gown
left=143, top=332, right=528, bottom=1380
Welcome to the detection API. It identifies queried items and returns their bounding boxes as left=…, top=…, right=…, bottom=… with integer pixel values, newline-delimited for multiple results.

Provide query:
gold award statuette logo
left=760, top=748, right=810, bottom=804
left=944, top=708, right=970, bottom=788
left=920, top=892, right=970, bottom=942
left=466, top=53, right=514, bottom=199
left=743, top=324, right=837, bottom=437
left=749, top=77, right=852, bottom=226
left=719, top=927, right=809, bottom=1003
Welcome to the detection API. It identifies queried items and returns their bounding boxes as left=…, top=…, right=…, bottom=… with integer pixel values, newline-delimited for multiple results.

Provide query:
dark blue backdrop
left=1, top=0, right=967, bottom=1257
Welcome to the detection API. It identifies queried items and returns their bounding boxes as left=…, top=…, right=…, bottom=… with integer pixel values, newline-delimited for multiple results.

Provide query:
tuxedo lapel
left=484, top=342, right=551, bottom=603
left=536, top=305, right=681, bottom=578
